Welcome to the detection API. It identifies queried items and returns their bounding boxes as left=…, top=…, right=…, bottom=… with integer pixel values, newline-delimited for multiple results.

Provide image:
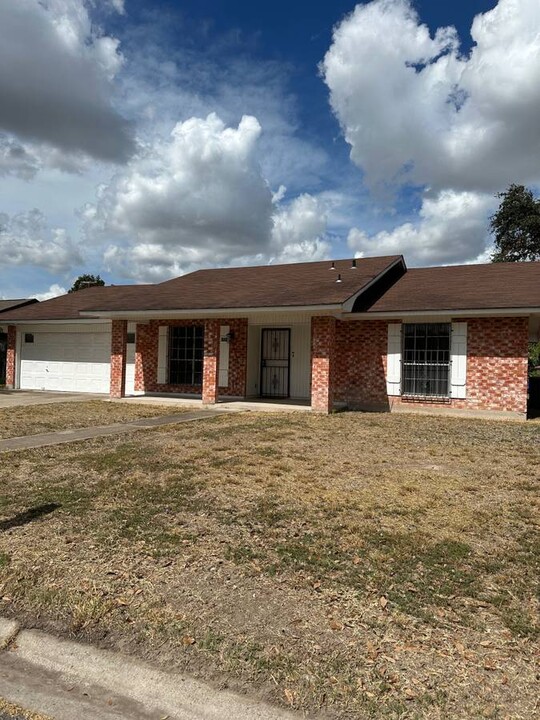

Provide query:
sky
left=2, top=0, right=540, bottom=300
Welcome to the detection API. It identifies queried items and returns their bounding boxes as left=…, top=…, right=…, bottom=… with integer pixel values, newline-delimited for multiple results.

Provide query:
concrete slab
left=0, top=410, right=224, bottom=454
left=114, top=395, right=312, bottom=413
left=0, top=391, right=107, bottom=409
left=2, top=628, right=301, bottom=720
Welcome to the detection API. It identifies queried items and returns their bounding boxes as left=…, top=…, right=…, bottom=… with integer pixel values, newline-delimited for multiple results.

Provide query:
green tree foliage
left=490, top=184, right=540, bottom=262
left=68, top=274, right=105, bottom=293
left=530, top=341, right=540, bottom=376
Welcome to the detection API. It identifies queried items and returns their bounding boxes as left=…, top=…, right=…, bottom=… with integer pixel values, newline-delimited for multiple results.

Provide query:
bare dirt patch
left=0, top=412, right=538, bottom=719
left=0, top=400, right=193, bottom=440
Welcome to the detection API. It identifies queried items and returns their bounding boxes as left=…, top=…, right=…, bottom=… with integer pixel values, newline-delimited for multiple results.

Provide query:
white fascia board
left=344, top=307, right=540, bottom=320
left=341, top=257, right=406, bottom=313
left=79, top=304, right=343, bottom=320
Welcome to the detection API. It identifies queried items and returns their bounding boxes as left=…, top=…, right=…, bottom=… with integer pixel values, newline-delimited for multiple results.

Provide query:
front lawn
left=0, top=400, right=193, bottom=439
left=0, top=412, right=538, bottom=719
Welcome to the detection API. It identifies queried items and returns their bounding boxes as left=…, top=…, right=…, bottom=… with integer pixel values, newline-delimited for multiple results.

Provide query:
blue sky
left=1, top=0, right=539, bottom=299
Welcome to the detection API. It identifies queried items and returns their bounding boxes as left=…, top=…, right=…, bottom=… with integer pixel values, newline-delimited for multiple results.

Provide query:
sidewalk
left=0, top=410, right=224, bottom=454
left=0, top=619, right=302, bottom=720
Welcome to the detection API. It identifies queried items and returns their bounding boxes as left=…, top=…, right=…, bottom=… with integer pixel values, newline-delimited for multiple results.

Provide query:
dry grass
left=0, top=400, right=193, bottom=439
left=0, top=697, right=52, bottom=720
left=0, top=411, right=538, bottom=719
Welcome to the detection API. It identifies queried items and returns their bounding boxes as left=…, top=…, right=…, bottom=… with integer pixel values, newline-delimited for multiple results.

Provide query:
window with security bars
left=402, top=323, right=451, bottom=397
left=168, top=326, right=204, bottom=385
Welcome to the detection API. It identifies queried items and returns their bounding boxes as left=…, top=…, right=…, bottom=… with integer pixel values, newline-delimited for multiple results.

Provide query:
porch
left=111, top=314, right=338, bottom=413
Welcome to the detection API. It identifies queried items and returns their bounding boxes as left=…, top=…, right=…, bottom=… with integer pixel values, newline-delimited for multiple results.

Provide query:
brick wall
left=5, top=325, right=16, bottom=389
left=135, top=318, right=248, bottom=398
left=202, top=319, right=219, bottom=404
left=330, top=316, right=529, bottom=416
left=110, top=319, right=127, bottom=399
left=454, top=316, right=528, bottom=414
left=311, top=316, right=336, bottom=413
left=334, top=319, right=389, bottom=410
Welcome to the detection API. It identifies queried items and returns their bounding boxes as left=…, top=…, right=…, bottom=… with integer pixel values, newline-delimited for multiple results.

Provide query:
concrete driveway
left=0, top=390, right=107, bottom=409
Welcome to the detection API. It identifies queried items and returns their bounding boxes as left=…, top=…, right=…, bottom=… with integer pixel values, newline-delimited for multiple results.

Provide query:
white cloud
left=270, top=194, right=330, bottom=264
left=86, top=114, right=330, bottom=281
left=0, top=209, right=82, bottom=272
left=0, top=0, right=134, bottom=165
left=347, top=190, right=496, bottom=265
left=322, top=0, right=540, bottom=194
left=35, top=283, right=67, bottom=301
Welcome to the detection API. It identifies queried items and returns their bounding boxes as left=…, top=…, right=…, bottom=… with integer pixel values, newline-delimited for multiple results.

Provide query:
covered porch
left=110, top=313, right=340, bottom=413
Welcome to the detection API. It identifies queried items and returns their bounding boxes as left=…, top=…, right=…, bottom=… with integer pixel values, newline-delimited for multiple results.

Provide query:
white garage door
left=20, top=328, right=111, bottom=393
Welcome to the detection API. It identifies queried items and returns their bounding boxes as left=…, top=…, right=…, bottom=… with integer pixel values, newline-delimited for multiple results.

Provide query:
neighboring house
left=1, top=257, right=539, bottom=418
left=0, top=299, right=38, bottom=386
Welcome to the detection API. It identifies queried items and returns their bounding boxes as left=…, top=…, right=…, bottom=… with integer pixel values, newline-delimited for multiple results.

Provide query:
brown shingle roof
left=0, top=299, right=37, bottom=313
left=0, top=257, right=402, bottom=320
left=0, top=286, right=143, bottom=321
left=82, top=256, right=404, bottom=313
left=365, top=262, right=540, bottom=313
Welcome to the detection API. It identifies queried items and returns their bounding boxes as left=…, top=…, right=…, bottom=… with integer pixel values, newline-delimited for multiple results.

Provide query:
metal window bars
left=401, top=323, right=451, bottom=400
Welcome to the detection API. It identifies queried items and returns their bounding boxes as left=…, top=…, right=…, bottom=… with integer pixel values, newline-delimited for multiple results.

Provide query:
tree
left=68, top=274, right=105, bottom=293
left=490, top=184, right=540, bottom=262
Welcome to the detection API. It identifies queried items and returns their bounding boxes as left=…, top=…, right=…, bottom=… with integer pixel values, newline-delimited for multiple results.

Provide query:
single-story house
left=1, top=256, right=539, bottom=418
left=0, top=298, right=38, bottom=385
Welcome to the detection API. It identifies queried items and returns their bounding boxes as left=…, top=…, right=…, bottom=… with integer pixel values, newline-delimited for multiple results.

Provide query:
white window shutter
left=157, top=325, right=168, bottom=384
left=218, top=325, right=230, bottom=388
left=450, top=322, right=467, bottom=399
left=386, top=323, right=402, bottom=396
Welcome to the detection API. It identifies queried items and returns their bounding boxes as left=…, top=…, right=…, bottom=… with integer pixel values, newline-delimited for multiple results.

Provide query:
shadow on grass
left=0, top=503, right=60, bottom=532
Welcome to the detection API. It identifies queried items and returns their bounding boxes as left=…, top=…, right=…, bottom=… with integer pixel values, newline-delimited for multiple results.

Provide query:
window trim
left=168, top=325, right=204, bottom=386
left=401, top=322, right=451, bottom=399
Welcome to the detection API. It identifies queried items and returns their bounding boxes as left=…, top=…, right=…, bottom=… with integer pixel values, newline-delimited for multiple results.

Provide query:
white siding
left=246, top=323, right=311, bottom=399
left=246, top=326, right=261, bottom=396
left=289, top=324, right=311, bottom=399
left=450, top=322, right=467, bottom=399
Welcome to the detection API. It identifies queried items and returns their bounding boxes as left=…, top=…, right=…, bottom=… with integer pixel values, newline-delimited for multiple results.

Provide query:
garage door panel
left=20, top=331, right=111, bottom=394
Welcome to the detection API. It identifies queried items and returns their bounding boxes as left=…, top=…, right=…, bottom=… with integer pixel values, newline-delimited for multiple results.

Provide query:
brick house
left=1, top=257, right=539, bottom=419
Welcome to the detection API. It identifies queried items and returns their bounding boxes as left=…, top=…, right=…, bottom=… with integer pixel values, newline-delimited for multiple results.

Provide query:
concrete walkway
left=0, top=410, right=224, bottom=454
left=0, top=390, right=107, bottom=409
left=0, top=619, right=300, bottom=720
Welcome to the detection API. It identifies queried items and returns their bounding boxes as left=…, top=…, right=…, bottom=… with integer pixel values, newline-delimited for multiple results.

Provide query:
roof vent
left=351, top=258, right=357, bottom=269
left=330, top=261, right=335, bottom=270
left=336, top=273, right=342, bottom=283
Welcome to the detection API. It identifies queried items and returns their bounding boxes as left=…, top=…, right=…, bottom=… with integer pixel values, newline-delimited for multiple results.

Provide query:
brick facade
left=334, top=319, right=390, bottom=410
left=202, top=319, right=219, bottom=404
left=134, top=318, right=248, bottom=400
left=110, top=319, right=127, bottom=399
left=311, top=316, right=337, bottom=413
left=328, top=316, right=529, bottom=416
left=5, top=325, right=16, bottom=389
left=452, top=316, right=528, bottom=414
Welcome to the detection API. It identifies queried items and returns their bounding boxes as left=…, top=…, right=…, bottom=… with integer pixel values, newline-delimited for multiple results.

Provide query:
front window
left=169, top=326, right=204, bottom=385
left=402, top=323, right=450, bottom=397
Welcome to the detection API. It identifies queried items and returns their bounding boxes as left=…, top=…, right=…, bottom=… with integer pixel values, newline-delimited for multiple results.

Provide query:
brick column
left=6, top=325, right=16, bottom=389
left=110, top=320, right=127, bottom=399
left=202, top=319, right=219, bottom=404
left=311, top=316, right=337, bottom=413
